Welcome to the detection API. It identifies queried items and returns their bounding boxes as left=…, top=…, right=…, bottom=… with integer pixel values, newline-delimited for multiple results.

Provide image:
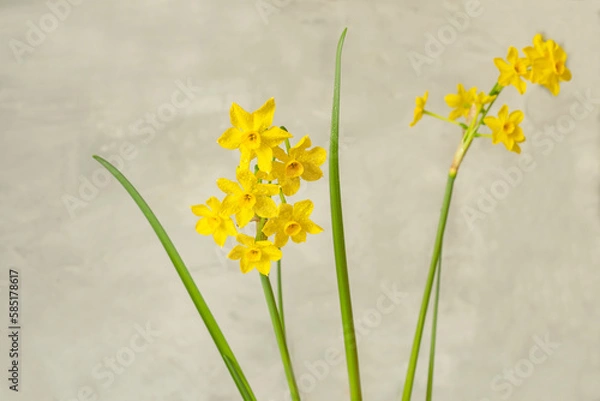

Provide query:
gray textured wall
left=1, top=0, right=599, bottom=400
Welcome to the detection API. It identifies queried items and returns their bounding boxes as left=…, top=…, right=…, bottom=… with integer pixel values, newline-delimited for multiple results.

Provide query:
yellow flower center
left=554, top=61, right=565, bottom=75
left=514, top=61, right=527, bottom=75
left=242, top=131, right=261, bottom=150
left=503, top=122, right=515, bottom=134
left=240, top=193, right=255, bottom=207
left=207, top=216, right=221, bottom=230
left=285, top=160, right=304, bottom=178
left=284, top=221, right=302, bottom=236
left=247, top=248, right=262, bottom=262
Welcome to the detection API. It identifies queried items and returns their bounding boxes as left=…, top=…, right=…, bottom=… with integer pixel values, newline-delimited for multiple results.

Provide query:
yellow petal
left=220, top=194, right=239, bottom=215
left=261, top=126, right=293, bottom=148
left=274, top=231, right=289, bottom=248
left=497, top=105, right=509, bottom=121
left=506, top=46, right=519, bottom=64
left=252, top=98, right=276, bottom=132
left=262, top=219, right=280, bottom=237
left=230, top=102, right=253, bottom=131
left=255, top=182, right=280, bottom=197
left=191, top=204, right=211, bottom=217
left=217, top=127, right=243, bottom=150
left=217, top=178, right=240, bottom=195
left=240, top=257, right=253, bottom=274
left=228, top=245, right=246, bottom=260
left=509, top=110, right=524, bottom=124
left=272, top=146, right=288, bottom=162
left=281, top=177, right=300, bottom=196
left=293, top=199, right=314, bottom=220
left=290, top=135, right=311, bottom=157
left=206, top=196, right=221, bottom=211
left=239, top=147, right=254, bottom=171
left=254, top=196, right=278, bottom=218
left=237, top=234, right=255, bottom=246
left=236, top=207, right=255, bottom=227
left=512, top=127, right=525, bottom=142
left=444, top=93, right=461, bottom=108
left=255, top=260, right=271, bottom=276
left=213, top=228, right=229, bottom=247
left=195, top=218, right=213, bottom=235
left=222, top=217, right=237, bottom=235
left=236, top=169, right=256, bottom=192
left=299, top=146, right=326, bottom=167
left=291, top=230, right=307, bottom=243
left=303, top=220, right=324, bottom=234
left=278, top=203, right=293, bottom=220
left=514, top=78, right=527, bottom=95
left=260, top=244, right=282, bottom=261
left=255, top=145, right=274, bottom=173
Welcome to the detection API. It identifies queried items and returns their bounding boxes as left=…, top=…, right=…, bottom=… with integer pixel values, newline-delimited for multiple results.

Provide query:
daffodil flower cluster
left=191, top=98, right=325, bottom=275
left=410, top=34, right=571, bottom=155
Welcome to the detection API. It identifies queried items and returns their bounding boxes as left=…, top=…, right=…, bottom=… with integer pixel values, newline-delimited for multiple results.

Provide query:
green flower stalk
left=404, top=33, right=571, bottom=400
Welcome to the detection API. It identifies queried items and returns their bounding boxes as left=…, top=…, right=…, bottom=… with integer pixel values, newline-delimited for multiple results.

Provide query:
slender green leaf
left=93, top=155, right=256, bottom=401
left=329, top=27, right=363, bottom=401
left=223, top=355, right=254, bottom=401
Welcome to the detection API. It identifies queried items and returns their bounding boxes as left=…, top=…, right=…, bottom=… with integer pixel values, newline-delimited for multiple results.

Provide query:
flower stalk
left=257, top=218, right=301, bottom=401
left=401, top=172, right=455, bottom=401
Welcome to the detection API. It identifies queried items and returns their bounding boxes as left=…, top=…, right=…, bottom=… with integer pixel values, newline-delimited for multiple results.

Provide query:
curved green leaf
left=93, top=155, right=255, bottom=401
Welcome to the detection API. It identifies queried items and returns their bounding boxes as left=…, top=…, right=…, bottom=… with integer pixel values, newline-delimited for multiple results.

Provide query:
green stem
left=279, top=188, right=287, bottom=204
left=401, top=174, right=455, bottom=401
left=423, top=110, right=467, bottom=128
left=256, top=219, right=300, bottom=401
left=277, top=259, right=286, bottom=334
left=329, top=27, right=363, bottom=401
left=425, top=246, right=442, bottom=401
left=260, top=274, right=300, bottom=401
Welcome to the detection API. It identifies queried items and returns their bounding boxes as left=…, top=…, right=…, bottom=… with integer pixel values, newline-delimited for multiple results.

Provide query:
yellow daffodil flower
left=218, top=168, right=279, bottom=227
left=494, top=46, right=531, bottom=94
left=271, top=136, right=326, bottom=196
left=217, top=98, right=292, bottom=173
left=191, top=196, right=238, bottom=247
left=483, top=105, right=525, bottom=154
left=409, top=91, right=428, bottom=127
left=445, top=84, right=478, bottom=120
left=228, top=234, right=282, bottom=275
left=262, top=200, right=323, bottom=247
left=523, top=34, right=571, bottom=95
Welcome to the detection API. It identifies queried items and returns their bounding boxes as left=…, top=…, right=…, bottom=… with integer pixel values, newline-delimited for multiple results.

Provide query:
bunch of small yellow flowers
left=401, top=33, right=572, bottom=401
left=190, top=98, right=326, bottom=275
left=410, top=33, right=572, bottom=156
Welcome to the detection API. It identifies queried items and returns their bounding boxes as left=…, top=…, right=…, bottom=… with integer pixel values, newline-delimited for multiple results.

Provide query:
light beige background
left=1, top=0, right=599, bottom=400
